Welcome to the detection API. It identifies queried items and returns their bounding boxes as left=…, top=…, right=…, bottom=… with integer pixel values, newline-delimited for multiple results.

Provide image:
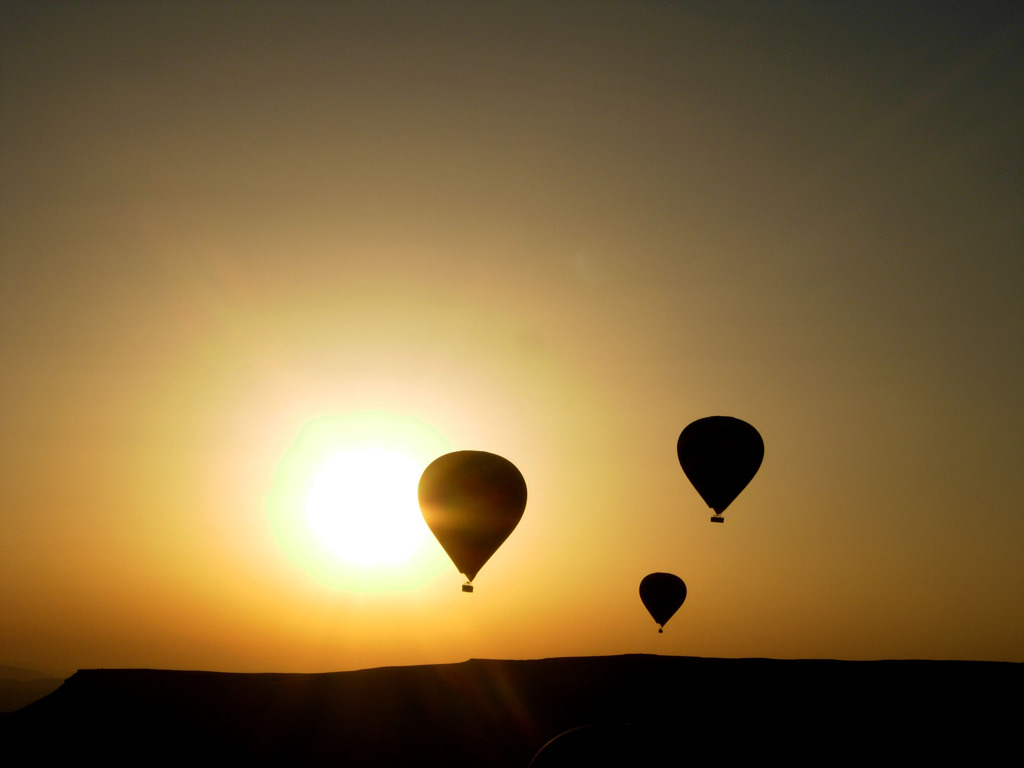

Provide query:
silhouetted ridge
left=0, top=666, right=63, bottom=714
left=1, top=655, right=1017, bottom=766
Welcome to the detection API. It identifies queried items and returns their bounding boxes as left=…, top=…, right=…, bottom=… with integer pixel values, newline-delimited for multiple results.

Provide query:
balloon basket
left=462, top=583, right=474, bottom=593
left=658, top=628, right=663, bottom=634
left=710, top=515, right=724, bottom=523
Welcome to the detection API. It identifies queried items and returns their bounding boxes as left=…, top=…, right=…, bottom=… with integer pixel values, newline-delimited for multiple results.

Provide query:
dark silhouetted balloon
left=639, top=573, right=687, bottom=633
left=418, top=450, right=527, bottom=592
left=677, top=416, right=764, bottom=522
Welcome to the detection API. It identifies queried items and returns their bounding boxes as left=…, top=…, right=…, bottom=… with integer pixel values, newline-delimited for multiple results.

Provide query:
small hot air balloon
left=418, top=450, right=527, bottom=592
left=677, top=416, right=763, bottom=522
left=639, top=572, right=687, bottom=633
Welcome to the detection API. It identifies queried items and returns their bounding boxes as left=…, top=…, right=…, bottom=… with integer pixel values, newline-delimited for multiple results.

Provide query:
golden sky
left=3, top=1, right=1023, bottom=674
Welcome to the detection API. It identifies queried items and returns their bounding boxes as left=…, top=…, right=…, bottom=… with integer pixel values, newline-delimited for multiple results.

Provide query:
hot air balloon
left=418, top=450, right=527, bottom=592
left=639, top=573, right=687, bottom=633
left=677, top=416, right=763, bottom=523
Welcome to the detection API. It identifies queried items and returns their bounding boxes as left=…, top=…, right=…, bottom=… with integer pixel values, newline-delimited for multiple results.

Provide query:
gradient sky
left=3, top=1, right=1023, bottom=675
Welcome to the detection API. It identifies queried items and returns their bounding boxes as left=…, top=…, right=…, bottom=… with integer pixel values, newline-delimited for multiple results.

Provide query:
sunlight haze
left=2, top=1, right=1022, bottom=675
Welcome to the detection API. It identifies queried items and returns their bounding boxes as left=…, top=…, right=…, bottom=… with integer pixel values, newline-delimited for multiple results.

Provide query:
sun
left=268, top=410, right=453, bottom=591
left=305, top=448, right=426, bottom=565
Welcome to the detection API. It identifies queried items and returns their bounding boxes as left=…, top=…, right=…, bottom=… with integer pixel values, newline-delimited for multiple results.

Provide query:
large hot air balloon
left=639, top=573, right=687, bottom=633
left=677, top=416, right=763, bottom=523
left=418, top=450, right=527, bottom=592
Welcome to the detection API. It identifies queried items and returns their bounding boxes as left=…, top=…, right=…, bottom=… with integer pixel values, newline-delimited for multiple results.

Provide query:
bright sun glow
left=269, top=410, right=453, bottom=592
left=306, top=448, right=426, bottom=565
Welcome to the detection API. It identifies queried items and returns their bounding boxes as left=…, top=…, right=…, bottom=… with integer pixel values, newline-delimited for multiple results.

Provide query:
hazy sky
left=3, top=1, right=1023, bottom=675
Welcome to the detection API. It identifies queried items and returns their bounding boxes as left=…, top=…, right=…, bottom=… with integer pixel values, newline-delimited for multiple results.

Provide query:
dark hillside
left=0, top=666, right=63, bottom=714
left=1, top=655, right=1016, bottom=765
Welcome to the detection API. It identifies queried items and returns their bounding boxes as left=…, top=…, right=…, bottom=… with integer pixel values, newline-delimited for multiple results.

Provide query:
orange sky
left=3, top=1, right=1023, bottom=675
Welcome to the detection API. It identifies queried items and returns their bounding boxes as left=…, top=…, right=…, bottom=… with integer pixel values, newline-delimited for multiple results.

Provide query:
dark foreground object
left=0, top=667, right=63, bottom=714
left=2, top=655, right=1017, bottom=766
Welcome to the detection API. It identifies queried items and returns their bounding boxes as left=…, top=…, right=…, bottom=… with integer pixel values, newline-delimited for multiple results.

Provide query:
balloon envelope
left=418, top=450, right=527, bottom=584
left=639, top=572, right=687, bottom=631
left=677, top=416, right=764, bottom=518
